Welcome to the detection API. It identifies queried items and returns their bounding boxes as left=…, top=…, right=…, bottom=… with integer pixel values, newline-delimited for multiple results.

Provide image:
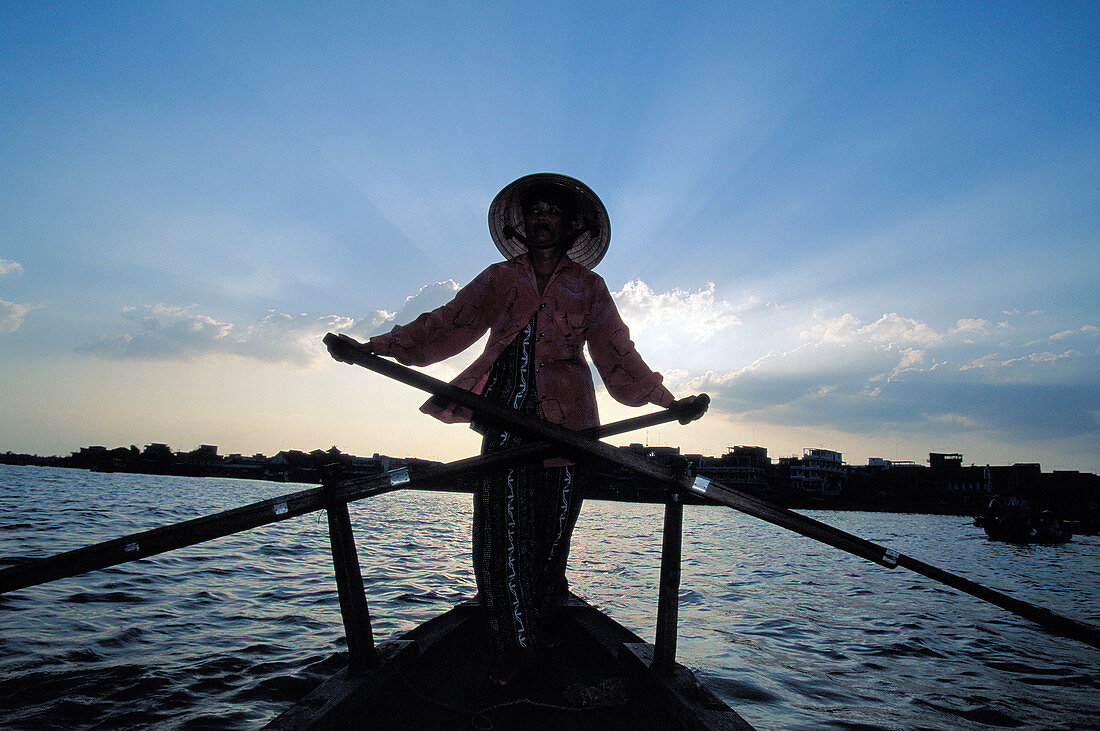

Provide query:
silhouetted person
left=327, top=173, right=704, bottom=683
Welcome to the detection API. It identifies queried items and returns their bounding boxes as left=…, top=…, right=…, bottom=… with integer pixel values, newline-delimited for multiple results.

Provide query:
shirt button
left=539, top=303, right=546, bottom=309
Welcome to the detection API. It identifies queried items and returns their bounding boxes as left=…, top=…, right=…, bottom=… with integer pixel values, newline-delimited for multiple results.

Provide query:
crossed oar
left=325, top=334, right=1100, bottom=652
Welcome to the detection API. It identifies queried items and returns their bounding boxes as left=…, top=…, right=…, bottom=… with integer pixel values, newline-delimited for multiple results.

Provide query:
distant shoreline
left=4, top=447, right=1097, bottom=524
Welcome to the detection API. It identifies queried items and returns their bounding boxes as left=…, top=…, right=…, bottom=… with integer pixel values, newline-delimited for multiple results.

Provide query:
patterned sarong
left=471, top=315, right=585, bottom=650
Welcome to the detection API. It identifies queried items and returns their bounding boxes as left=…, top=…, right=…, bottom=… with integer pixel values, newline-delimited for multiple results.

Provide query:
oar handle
left=673, top=393, right=710, bottom=425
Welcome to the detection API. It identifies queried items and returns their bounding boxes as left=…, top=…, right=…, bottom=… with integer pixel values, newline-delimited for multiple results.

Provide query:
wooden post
left=653, top=488, right=683, bottom=674
left=324, top=468, right=376, bottom=672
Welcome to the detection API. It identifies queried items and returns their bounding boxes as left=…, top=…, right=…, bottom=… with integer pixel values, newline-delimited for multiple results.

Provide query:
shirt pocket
left=566, top=312, right=588, bottom=331
left=550, top=343, right=583, bottom=362
left=539, top=397, right=564, bottom=423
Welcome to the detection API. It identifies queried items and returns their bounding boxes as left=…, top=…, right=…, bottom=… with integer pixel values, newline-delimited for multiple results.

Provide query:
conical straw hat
left=488, top=173, right=611, bottom=269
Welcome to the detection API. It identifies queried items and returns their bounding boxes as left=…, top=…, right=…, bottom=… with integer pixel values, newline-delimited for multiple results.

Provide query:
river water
left=0, top=464, right=1096, bottom=729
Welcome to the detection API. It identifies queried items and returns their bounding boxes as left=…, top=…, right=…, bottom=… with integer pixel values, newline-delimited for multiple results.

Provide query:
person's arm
left=371, top=269, right=496, bottom=367
left=328, top=268, right=494, bottom=368
left=586, top=277, right=675, bottom=408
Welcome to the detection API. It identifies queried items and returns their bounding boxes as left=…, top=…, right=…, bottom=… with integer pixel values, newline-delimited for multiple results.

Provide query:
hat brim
left=488, top=173, right=611, bottom=269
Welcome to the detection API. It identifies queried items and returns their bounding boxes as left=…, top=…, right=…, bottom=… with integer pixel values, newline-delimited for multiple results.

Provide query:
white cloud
left=612, top=279, right=754, bottom=343
left=672, top=304, right=1100, bottom=445
left=863, top=313, right=943, bottom=345
left=74, top=283, right=1100, bottom=453
left=1050, top=325, right=1099, bottom=341
left=950, top=318, right=992, bottom=339
left=956, top=347, right=1091, bottom=386
left=0, top=259, right=24, bottom=276
left=1024, top=324, right=1098, bottom=347
left=804, top=312, right=943, bottom=346
left=0, top=259, right=34, bottom=333
left=802, top=312, right=861, bottom=343
left=925, top=412, right=979, bottom=427
left=891, top=347, right=927, bottom=377
left=240, top=310, right=362, bottom=366
left=1001, top=350, right=1081, bottom=366
left=75, top=281, right=464, bottom=367
left=0, top=298, right=34, bottom=334
left=392, top=280, right=461, bottom=325
left=79, top=304, right=369, bottom=366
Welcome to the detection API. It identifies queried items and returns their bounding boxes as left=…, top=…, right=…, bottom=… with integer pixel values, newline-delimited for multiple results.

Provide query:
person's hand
left=324, top=333, right=373, bottom=364
left=671, top=394, right=710, bottom=425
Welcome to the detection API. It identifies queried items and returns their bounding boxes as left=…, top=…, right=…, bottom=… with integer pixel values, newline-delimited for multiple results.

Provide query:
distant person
left=1003, top=493, right=1032, bottom=540
left=1037, top=510, right=1064, bottom=542
left=986, top=494, right=1003, bottom=523
left=327, top=173, right=704, bottom=683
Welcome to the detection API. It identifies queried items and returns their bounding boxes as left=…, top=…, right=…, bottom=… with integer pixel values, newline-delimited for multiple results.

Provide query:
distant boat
left=974, top=503, right=1072, bottom=544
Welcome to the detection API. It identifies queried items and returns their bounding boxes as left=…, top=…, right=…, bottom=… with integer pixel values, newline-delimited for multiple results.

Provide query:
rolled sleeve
left=371, top=270, right=494, bottom=366
left=586, top=277, right=674, bottom=408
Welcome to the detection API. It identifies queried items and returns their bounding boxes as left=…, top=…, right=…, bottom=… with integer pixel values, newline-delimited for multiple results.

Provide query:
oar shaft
left=343, top=346, right=1100, bottom=651
left=0, top=485, right=328, bottom=594
left=895, top=553, right=1100, bottom=647
left=689, top=479, right=1100, bottom=648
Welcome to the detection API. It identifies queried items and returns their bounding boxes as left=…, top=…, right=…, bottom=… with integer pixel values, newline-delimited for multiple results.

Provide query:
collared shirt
left=370, top=255, right=674, bottom=432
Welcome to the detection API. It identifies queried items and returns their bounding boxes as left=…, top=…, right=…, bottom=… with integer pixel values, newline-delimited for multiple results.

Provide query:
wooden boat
left=975, top=515, right=1073, bottom=544
left=266, top=594, right=752, bottom=730
left=0, top=399, right=759, bottom=729
left=974, top=503, right=1073, bottom=544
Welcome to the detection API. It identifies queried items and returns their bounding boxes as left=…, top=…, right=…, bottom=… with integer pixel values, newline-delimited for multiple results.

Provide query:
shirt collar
left=511, top=252, right=580, bottom=291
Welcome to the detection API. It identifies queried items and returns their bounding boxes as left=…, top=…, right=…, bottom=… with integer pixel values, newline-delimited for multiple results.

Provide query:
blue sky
left=2, top=1, right=1097, bottom=471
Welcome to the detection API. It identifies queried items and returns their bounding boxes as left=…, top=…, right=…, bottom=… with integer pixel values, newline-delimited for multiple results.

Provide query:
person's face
left=523, top=199, right=568, bottom=251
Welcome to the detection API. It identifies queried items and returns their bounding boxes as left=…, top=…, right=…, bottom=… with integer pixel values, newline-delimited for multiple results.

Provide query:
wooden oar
left=334, top=340, right=1100, bottom=651
left=0, top=400, right=705, bottom=595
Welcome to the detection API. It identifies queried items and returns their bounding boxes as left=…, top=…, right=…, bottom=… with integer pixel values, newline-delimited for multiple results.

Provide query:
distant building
left=271, top=450, right=310, bottom=467
left=786, top=448, right=844, bottom=498
left=627, top=443, right=681, bottom=462
left=221, top=453, right=268, bottom=479
left=141, top=443, right=175, bottom=464
left=697, top=446, right=769, bottom=491
left=180, top=444, right=220, bottom=467
left=928, top=452, right=963, bottom=470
